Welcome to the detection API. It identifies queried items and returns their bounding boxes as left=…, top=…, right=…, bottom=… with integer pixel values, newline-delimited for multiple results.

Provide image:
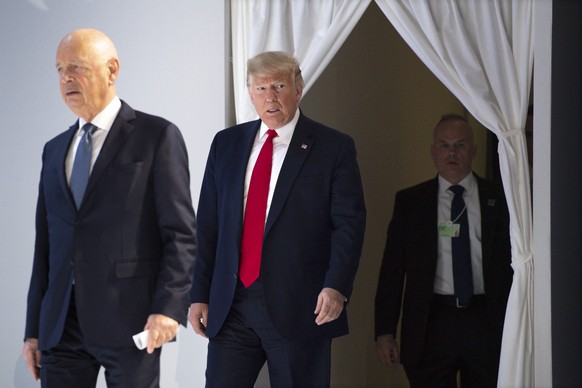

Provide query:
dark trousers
left=40, top=288, right=161, bottom=388
left=206, top=280, right=332, bottom=388
left=404, top=297, right=502, bottom=388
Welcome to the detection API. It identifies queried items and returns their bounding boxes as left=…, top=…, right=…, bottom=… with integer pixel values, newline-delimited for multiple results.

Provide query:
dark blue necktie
left=449, top=185, right=473, bottom=306
left=70, top=123, right=97, bottom=208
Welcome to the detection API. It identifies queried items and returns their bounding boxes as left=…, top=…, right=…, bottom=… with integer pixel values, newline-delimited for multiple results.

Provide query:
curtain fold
left=231, top=0, right=371, bottom=123
left=374, top=1, right=534, bottom=386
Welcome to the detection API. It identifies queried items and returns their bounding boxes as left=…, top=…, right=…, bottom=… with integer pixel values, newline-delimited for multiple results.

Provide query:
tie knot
left=266, top=129, right=278, bottom=139
left=81, top=123, right=98, bottom=136
left=449, top=185, right=465, bottom=196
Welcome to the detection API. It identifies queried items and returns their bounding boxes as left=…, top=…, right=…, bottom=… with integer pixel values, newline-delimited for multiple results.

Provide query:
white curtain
left=231, top=0, right=371, bottom=123
left=374, top=0, right=534, bottom=387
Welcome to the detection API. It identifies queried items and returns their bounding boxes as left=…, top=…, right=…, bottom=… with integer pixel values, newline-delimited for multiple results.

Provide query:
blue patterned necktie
left=449, top=184, right=473, bottom=306
left=70, top=123, right=98, bottom=208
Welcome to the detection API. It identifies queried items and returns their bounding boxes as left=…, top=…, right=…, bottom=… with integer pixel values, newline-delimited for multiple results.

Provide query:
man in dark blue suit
left=189, top=51, right=366, bottom=387
left=375, top=114, right=512, bottom=387
left=22, top=29, right=197, bottom=387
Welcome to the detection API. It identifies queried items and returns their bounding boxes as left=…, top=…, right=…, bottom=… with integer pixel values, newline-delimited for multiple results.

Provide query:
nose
left=265, top=88, right=277, bottom=101
left=59, top=70, right=73, bottom=83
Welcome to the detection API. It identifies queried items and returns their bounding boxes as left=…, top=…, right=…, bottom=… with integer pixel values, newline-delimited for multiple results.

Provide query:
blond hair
left=246, top=51, right=304, bottom=90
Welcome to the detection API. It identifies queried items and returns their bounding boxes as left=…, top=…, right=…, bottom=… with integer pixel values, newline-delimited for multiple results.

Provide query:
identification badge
left=438, top=222, right=460, bottom=237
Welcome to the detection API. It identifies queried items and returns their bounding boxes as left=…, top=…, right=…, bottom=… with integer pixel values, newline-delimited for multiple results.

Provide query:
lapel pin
left=301, top=143, right=308, bottom=150
left=488, top=199, right=496, bottom=207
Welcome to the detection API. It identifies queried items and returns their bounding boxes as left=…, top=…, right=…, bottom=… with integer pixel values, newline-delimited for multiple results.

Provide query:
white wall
left=0, top=1, right=226, bottom=387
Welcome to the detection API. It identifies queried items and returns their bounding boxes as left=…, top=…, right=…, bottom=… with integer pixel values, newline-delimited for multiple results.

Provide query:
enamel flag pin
left=301, top=143, right=308, bottom=150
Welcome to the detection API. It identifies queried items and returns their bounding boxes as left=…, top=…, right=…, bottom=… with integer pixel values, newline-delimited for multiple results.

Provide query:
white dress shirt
left=65, top=96, right=122, bottom=184
left=434, top=173, right=485, bottom=295
left=243, top=109, right=300, bottom=218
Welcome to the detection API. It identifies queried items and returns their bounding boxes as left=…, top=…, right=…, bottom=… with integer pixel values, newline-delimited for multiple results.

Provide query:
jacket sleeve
left=189, top=136, right=218, bottom=304
left=24, top=147, right=50, bottom=340
left=375, top=190, right=407, bottom=338
left=323, top=135, right=366, bottom=300
left=150, top=123, right=197, bottom=326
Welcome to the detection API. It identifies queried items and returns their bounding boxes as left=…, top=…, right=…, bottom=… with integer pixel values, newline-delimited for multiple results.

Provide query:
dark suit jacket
left=374, top=175, right=512, bottom=366
left=25, top=101, right=197, bottom=350
left=190, top=113, right=366, bottom=341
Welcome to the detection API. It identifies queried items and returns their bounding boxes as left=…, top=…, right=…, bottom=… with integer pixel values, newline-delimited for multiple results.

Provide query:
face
left=56, top=32, right=118, bottom=121
left=248, top=71, right=302, bottom=129
left=431, top=119, right=477, bottom=184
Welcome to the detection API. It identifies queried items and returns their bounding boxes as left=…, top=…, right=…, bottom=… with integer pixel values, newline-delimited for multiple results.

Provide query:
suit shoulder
left=218, top=120, right=259, bottom=136
left=476, top=176, right=506, bottom=197
left=397, top=178, right=438, bottom=198
left=43, top=125, right=77, bottom=154
left=301, top=114, right=353, bottom=141
left=209, top=120, right=260, bottom=149
left=128, top=109, right=187, bottom=144
left=133, top=109, right=174, bottom=128
left=476, top=175, right=502, bottom=188
left=45, top=128, right=73, bottom=145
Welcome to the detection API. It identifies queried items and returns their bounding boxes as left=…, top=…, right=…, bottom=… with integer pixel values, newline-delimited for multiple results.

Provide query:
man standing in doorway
left=375, top=114, right=512, bottom=387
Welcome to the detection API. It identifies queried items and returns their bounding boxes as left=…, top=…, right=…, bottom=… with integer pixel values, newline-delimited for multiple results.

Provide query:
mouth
left=266, top=108, right=280, bottom=114
left=65, top=90, right=81, bottom=97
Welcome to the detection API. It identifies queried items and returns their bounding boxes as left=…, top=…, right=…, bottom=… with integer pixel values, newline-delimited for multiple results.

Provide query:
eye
left=73, top=64, right=85, bottom=74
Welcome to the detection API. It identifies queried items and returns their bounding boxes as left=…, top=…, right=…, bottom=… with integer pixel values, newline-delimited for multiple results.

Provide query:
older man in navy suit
left=375, top=114, right=513, bottom=387
left=189, top=51, right=366, bottom=387
left=23, top=29, right=197, bottom=387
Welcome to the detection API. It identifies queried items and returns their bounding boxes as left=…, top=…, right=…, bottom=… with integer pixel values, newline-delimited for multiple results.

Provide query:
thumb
left=314, top=293, right=323, bottom=314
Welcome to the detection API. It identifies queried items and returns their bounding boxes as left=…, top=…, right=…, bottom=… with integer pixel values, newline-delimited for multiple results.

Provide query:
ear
left=470, top=144, right=478, bottom=160
left=107, top=58, right=120, bottom=85
left=295, top=85, right=303, bottom=102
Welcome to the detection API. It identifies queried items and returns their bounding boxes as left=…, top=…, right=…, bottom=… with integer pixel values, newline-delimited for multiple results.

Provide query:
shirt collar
left=78, top=96, right=122, bottom=135
left=258, top=108, right=300, bottom=145
left=438, top=172, right=476, bottom=194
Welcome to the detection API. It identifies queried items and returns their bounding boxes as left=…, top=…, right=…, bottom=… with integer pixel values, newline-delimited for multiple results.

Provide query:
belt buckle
left=456, top=298, right=469, bottom=308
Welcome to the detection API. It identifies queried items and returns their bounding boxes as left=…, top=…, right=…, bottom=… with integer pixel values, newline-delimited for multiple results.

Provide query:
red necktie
left=240, top=129, right=278, bottom=287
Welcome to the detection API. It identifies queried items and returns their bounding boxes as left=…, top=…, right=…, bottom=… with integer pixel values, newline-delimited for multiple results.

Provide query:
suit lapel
left=426, top=178, right=440, bottom=269
left=82, top=102, right=136, bottom=209
left=59, top=124, right=80, bottom=211
left=232, top=121, right=261, bottom=229
left=264, top=115, right=314, bottom=235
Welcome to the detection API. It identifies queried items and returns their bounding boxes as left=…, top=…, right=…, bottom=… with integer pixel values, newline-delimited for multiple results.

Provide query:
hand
left=314, top=287, right=345, bottom=325
left=376, top=334, right=400, bottom=367
left=144, top=314, right=179, bottom=354
left=188, top=303, right=208, bottom=338
left=22, top=338, right=41, bottom=381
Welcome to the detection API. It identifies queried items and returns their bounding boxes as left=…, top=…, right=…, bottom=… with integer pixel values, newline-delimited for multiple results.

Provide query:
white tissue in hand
left=132, top=329, right=149, bottom=350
